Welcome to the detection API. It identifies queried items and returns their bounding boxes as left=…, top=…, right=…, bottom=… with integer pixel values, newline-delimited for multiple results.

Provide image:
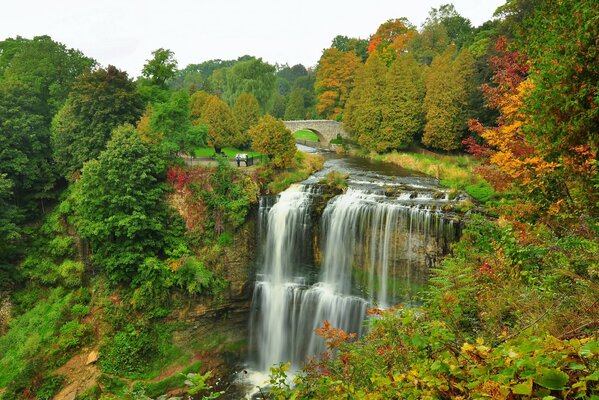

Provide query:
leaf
left=512, top=378, right=533, bottom=395
left=534, top=368, right=569, bottom=390
left=580, top=340, right=599, bottom=358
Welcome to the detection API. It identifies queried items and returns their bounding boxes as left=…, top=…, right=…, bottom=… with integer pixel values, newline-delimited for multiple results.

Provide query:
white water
left=247, top=181, right=459, bottom=376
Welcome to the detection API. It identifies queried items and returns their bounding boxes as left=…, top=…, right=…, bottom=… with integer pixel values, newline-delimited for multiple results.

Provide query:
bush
left=58, top=260, right=84, bottom=287
left=466, top=181, right=495, bottom=202
left=99, top=327, right=155, bottom=375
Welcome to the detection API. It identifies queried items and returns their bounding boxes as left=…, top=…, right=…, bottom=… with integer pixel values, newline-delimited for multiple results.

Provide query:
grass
left=293, top=129, right=320, bottom=142
left=135, top=361, right=203, bottom=398
left=267, top=151, right=325, bottom=194
left=363, top=150, right=495, bottom=202
left=0, top=288, right=72, bottom=387
left=193, top=147, right=263, bottom=158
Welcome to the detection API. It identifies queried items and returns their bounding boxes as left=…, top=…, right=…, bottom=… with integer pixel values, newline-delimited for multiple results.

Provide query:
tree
left=150, top=91, right=205, bottom=153
left=73, top=124, right=174, bottom=282
left=233, top=92, right=261, bottom=148
left=190, top=90, right=211, bottom=122
left=408, top=23, right=451, bottom=65
left=343, top=53, right=387, bottom=151
left=0, top=82, right=55, bottom=214
left=331, top=35, right=369, bottom=61
left=201, top=95, right=239, bottom=151
left=0, top=35, right=95, bottom=121
left=367, top=18, right=417, bottom=65
left=315, top=48, right=361, bottom=119
left=423, top=47, right=475, bottom=151
left=51, top=65, right=144, bottom=178
left=223, top=58, right=276, bottom=109
left=248, top=115, right=296, bottom=168
left=425, top=4, right=474, bottom=48
left=267, top=92, right=287, bottom=119
left=378, top=55, right=425, bottom=151
left=284, top=88, right=306, bottom=120
left=141, top=48, right=178, bottom=88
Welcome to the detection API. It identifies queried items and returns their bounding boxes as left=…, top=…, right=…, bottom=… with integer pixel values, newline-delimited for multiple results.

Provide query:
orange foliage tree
left=315, top=48, right=361, bottom=119
left=367, top=18, right=416, bottom=65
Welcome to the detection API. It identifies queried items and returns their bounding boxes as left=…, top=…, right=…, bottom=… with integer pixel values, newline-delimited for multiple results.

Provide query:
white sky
left=1, top=0, right=505, bottom=77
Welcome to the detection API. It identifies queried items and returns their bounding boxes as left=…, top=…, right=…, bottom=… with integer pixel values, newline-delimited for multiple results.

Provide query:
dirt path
left=53, top=350, right=100, bottom=400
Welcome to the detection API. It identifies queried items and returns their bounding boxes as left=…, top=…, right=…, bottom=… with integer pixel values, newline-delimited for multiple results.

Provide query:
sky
left=1, top=0, right=505, bottom=77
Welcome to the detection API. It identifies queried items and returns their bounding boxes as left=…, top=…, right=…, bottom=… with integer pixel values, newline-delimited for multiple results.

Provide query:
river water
left=233, top=146, right=464, bottom=396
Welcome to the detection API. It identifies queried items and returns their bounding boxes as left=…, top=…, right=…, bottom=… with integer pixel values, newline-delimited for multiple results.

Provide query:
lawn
left=293, top=129, right=320, bottom=142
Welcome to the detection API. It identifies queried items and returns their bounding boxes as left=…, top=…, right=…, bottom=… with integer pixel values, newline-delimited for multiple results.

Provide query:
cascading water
left=247, top=153, right=463, bottom=378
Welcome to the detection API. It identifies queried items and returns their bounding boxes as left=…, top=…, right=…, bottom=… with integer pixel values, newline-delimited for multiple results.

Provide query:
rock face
left=171, top=217, right=258, bottom=372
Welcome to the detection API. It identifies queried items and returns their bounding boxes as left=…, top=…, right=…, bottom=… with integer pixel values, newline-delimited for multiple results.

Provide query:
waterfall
left=249, top=184, right=459, bottom=372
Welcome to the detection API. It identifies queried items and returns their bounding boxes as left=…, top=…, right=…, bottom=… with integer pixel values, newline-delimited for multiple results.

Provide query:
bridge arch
left=282, top=120, right=349, bottom=145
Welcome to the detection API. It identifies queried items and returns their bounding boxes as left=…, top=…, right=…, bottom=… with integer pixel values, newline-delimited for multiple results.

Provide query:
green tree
left=0, top=35, right=95, bottom=121
left=423, top=47, right=475, bottom=151
left=267, top=92, right=287, bottom=119
left=408, top=23, right=451, bottom=65
left=51, top=65, right=144, bottom=178
left=141, top=48, right=177, bottom=88
left=223, top=58, right=276, bottom=109
left=343, top=53, right=387, bottom=151
left=201, top=95, right=239, bottom=151
left=379, top=55, right=425, bottom=151
left=331, top=35, right=369, bottom=61
left=150, top=91, right=205, bottom=153
left=73, top=124, right=174, bottom=282
left=425, top=4, right=474, bottom=48
left=248, top=115, right=296, bottom=168
left=233, top=92, right=261, bottom=148
left=284, top=88, right=306, bottom=120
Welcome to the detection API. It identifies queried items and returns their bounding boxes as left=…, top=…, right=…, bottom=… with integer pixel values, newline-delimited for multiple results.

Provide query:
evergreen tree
left=423, top=47, right=475, bottom=151
left=233, top=92, right=261, bottom=148
left=343, top=53, right=387, bottom=151
left=267, top=92, right=287, bottom=119
left=201, top=95, right=239, bottom=151
left=379, top=55, right=425, bottom=151
left=51, top=65, right=144, bottom=178
left=190, top=90, right=211, bottom=123
left=284, top=88, right=306, bottom=120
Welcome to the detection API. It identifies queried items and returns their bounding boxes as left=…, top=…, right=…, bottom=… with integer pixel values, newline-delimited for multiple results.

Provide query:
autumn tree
left=423, top=47, right=475, bottom=151
left=378, top=55, right=425, bottom=151
left=315, top=48, right=361, bottom=119
left=367, top=18, right=416, bottom=65
left=248, top=115, right=296, bottom=168
left=51, top=65, right=144, bottom=178
left=201, top=95, right=239, bottom=151
left=343, top=53, right=387, bottom=151
left=233, top=92, right=261, bottom=148
left=189, top=90, right=211, bottom=123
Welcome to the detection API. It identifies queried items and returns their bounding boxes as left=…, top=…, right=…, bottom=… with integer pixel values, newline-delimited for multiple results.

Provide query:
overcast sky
left=1, top=0, right=505, bottom=77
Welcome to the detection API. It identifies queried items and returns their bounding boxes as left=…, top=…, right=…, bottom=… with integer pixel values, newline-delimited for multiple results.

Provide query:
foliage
left=248, top=115, right=296, bottom=168
left=284, top=87, right=306, bottom=120
left=423, top=46, right=475, bottom=150
left=314, top=48, right=361, bottom=119
left=379, top=55, right=425, bottom=151
left=424, top=4, right=474, bottom=49
left=344, top=53, right=387, bottom=151
left=201, top=95, right=240, bottom=150
left=222, top=58, right=276, bottom=109
left=72, top=124, right=178, bottom=283
left=266, top=151, right=324, bottom=194
left=367, top=18, right=416, bottom=65
left=330, top=35, right=369, bottom=61
left=233, top=92, right=261, bottom=147
left=51, top=65, right=144, bottom=178
left=185, top=370, right=224, bottom=399
left=141, top=48, right=177, bottom=88
left=320, top=171, right=348, bottom=192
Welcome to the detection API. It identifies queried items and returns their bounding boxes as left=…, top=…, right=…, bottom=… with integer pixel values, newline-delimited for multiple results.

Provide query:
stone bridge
left=283, top=120, right=350, bottom=145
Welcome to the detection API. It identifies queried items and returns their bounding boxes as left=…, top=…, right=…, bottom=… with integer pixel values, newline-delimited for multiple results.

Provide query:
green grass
left=193, top=147, right=263, bottom=158
left=135, top=361, right=203, bottom=398
left=0, top=288, right=72, bottom=387
left=293, top=129, right=320, bottom=142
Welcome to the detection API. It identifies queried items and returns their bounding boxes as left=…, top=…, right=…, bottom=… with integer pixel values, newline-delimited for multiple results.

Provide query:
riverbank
left=351, top=148, right=495, bottom=202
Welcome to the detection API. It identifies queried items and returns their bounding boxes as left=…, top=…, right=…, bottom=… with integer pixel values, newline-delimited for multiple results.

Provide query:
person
left=236, top=154, right=240, bottom=167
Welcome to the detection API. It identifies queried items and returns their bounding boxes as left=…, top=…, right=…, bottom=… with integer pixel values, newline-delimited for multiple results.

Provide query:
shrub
left=99, top=327, right=155, bottom=375
left=58, top=260, right=84, bottom=287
